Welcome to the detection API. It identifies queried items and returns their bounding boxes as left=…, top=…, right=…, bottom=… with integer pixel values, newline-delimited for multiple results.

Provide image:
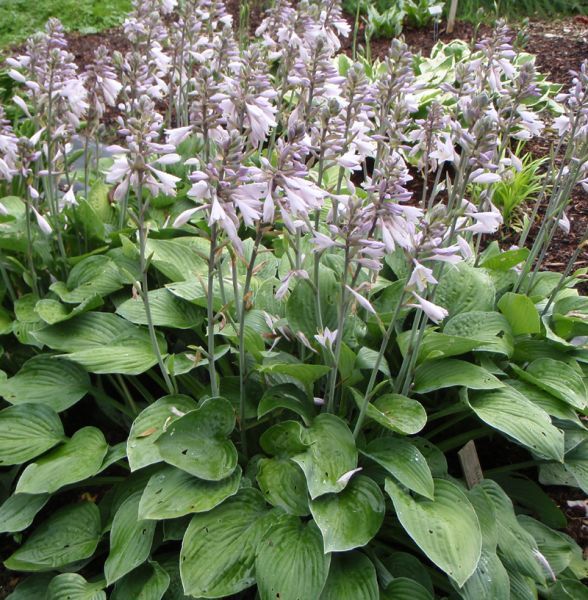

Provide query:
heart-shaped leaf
left=257, top=457, right=309, bottom=516
left=180, top=489, right=273, bottom=598
left=310, top=475, right=385, bottom=552
left=0, top=404, right=64, bottom=466
left=4, top=502, right=101, bottom=571
left=292, top=414, right=358, bottom=499
left=353, top=392, right=427, bottom=435
left=361, top=437, right=434, bottom=499
left=319, top=552, right=378, bottom=600
left=256, top=515, right=331, bottom=600
left=385, top=478, right=482, bottom=587
left=139, top=465, right=241, bottom=520
left=156, top=396, right=237, bottom=481
left=16, top=427, right=108, bottom=494
left=127, top=394, right=198, bottom=471
left=105, top=491, right=156, bottom=585
left=0, top=355, right=90, bottom=412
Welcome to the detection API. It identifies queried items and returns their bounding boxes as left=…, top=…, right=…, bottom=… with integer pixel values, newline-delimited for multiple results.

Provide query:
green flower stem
left=207, top=223, right=219, bottom=397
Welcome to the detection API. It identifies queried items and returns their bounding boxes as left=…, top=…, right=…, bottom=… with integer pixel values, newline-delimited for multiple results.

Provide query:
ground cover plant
left=0, top=0, right=588, bottom=598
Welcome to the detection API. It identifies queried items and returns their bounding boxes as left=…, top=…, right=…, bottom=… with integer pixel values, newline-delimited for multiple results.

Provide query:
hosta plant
left=0, top=1, right=588, bottom=599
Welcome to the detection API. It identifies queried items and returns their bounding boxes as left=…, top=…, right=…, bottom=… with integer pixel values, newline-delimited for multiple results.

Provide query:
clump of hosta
left=1, top=1, right=588, bottom=599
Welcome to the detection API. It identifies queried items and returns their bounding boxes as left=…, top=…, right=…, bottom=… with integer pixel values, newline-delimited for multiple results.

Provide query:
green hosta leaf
left=16, top=427, right=108, bottom=494
left=480, top=248, right=530, bottom=271
left=357, top=392, right=427, bottom=435
left=513, top=358, right=587, bottom=410
left=257, top=383, right=315, bottom=425
left=310, top=475, right=385, bottom=552
left=397, top=329, right=485, bottom=363
left=260, top=420, right=310, bottom=456
left=257, top=363, right=331, bottom=385
left=457, top=549, right=510, bottom=600
left=292, top=414, right=358, bottom=499
left=156, top=553, right=190, bottom=600
left=564, top=439, right=588, bottom=493
left=50, top=255, right=124, bottom=303
left=139, top=465, right=241, bottom=520
left=361, top=437, right=434, bottom=499
left=35, top=294, right=103, bottom=325
left=156, top=396, right=237, bottom=481
left=145, top=237, right=208, bottom=282
left=381, top=578, right=433, bottom=600
left=443, top=311, right=514, bottom=357
left=385, top=478, right=482, bottom=587
left=468, top=387, right=564, bottom=461
left=111, top=561, right=170, bottom=600
left=180, top=489, right=273, bottom=598
left=256, top=515, right=330, bottom=600
left=116, top=288, right=203, bottom=329
left=0, top=493, right=49, bottom=533
left=47, top=574, right=106, bottom=600
left=436, top=263, right=495, bottom=317
left=256, top=457, right=309, bottom=516
left=549, top=578, right=588, bottom=599
left=0, top=404, right=64, bottom=466
left=0, top=355, right=90, bottom=412
left=127, top=394, right=198, bottom=471
left=319, top=552, right=378, bottom=600
left=4, top=502, right=101, bottom=571
left=382, top=552, right=434, bottom=594
left=6, top=574, right=55, bottom=600
left=105, top=491, right=156, bottom=585
left=413, top=359, right=503, bottom=393
left=498, top=292, right=541, bottom=336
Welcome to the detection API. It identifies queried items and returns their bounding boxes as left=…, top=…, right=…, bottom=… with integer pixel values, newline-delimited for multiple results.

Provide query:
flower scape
left=0, top=0, right=588, bottom=598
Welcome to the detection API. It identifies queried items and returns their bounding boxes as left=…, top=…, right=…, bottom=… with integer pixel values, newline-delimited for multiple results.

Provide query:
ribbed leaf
left=47, top=574, right=106, bottom=600
left=319, top=552, right=378, bottom=600
left=104, top=491, right=156, bottom=585
left=0, top=493, right=49, bottom=533
left=361, top=437, right=434, bottom=499
left=468, top=387, right=564, bottom=461
left=256, top=457, right=309, bottom=516
left=180, top=489, right=273, bottom=598
left=256, top=515, right=330, bottom=600
left=0, top=404, right=64, bottom=466
left=310, top=475, right=385, bottom=552
left=443, top=311, right=514, bottom=357
left=156, top=396, right=237, bottom=481
left=16, top=427, right=108, bottom=494
left=436, top=263, right=495, bottom=317
left=381, top=578, right=433, bottom=600
left=413, top=359, right=503, bottom=393
left=385, top=478, right=482, bottom=587
left=457, top=549, right=510, bottom=600
left=4, top=502, right=101, bottom=571
left=111, top=561, right=170, bottom=600
left=139, top=465, right=241, bottom=520
left=292, top=414, right=358, bottom=499
left=352, top=391, right=427, bottom=435
left=127, top=394, right=198, bottom=471
left=0, top=355, right=90, bottom=412
left=145, top=237, right=208, bottom=282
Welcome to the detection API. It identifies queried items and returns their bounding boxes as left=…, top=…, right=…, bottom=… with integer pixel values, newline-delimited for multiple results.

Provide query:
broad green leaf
left=16, top=427, right=108, bottom=494
left=509, top=572, right=538, bottom=600
left=468, top=387, right=564, bottom=461
left=457, top=549, right=510, bottom=600
left=6, top=574, right=55, bottom=600
left=116, top=288, right=203, bottom=329
left=352, top=392, right=427, bottom=435
left=180, top=489, right=273, bottom=598
left=413, top=359, right=503, bottom=393
left=156, top=553, right=191, bottom=600
left=498, top=292, right=540, bottom=336
left=139, top=465, right=241, bottom=520
left=111, top=561, right=170, bottom=600
left=105, top=491, right=156, bottom=585
left=127, top=394, right=198, bottom=471
left=47, top=574, right=106, bottom=600
left=35, top=294, right=103, bottom=325
left=0, top=355, right=90, bottom=412
left=259, top=420, right=310, bottom=456
left=397, top=329, right=485, bottom=363
left=361, top=437, right=434, bottom=499
left=0, top=404, right=64, bottom=466
left=563, top=439, right=588, bottom=494
left=513, top=358, right=587, bottom=410
left=436, top=263, right=495, bottom=317
left=4, top=502, right=101, bottom=571
left=0, top=493, right=49, bottom=533
left=50, top=255, right=124, bottom=303
left=257, top=363, right=331, bottom=385
left=257, top=383, right=315, bottom=425
left=385, top=478, right=482, bottom=587
left=156, top=396, right=237, bottom=481
left=310, top=475, right=385, bottom=552
left=443, top=311, right=514, bottom=357
left=256, top=457, right=309, bottom=516
left=549, top=578, right=588, bottom=599
left=145, top=237, right=208, bottom=282
left=256, top=515, right=330, bottom=600
left=480, top=248, right=530, bottom=271
left=381, top=552, right=434, bottom=594
left=292, top=414, right=358, bottom=499
left=381, top=578, right=433, bottom=600
left=319, top=552, right=378, bottom=600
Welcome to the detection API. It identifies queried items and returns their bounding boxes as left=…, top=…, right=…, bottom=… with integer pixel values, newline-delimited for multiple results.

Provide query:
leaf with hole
left=156, top=396, right=237, bottom=481
left=310, top=475, right=385, bottom=552
left=0, top=403, right=64, bottom=466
